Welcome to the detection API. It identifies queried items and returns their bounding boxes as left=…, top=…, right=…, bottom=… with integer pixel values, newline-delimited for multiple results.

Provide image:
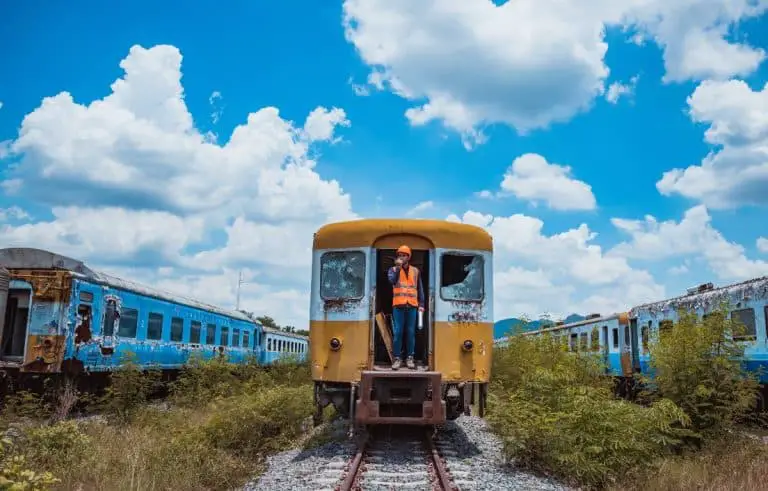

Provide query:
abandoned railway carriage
left=260, top=327, right=309, bottom=365
left=494, top=276, right=768, bottom=404
left=0, top=247, right=269, bottom=377
left=310, top=219, right=493, bottom=426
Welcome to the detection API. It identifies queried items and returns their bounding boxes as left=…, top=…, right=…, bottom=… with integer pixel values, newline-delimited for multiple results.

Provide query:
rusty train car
left=309, top=219, right=493, bottom=426
left=0, top=248, right=307, bottom=387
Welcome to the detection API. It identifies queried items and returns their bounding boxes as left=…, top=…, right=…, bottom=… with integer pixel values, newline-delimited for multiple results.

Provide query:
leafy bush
left=489, top=328, right=691, bottom=489
left=0, top=436, right=59, bottom=491
left=641, top=308, right=762, bottom=436
left=99, top=351, right=161, bottom=423
left=203, top=385, right=313, bottom=458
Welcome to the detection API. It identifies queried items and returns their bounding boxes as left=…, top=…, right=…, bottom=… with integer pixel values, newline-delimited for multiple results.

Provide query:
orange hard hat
left=397, top=245, right=411, bottom=257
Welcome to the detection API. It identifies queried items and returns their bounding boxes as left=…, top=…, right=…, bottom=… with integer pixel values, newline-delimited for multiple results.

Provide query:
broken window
left=171, top=317, right=184, bottom=342
left=191, top=321, right=202, bottom=344
left=731, top=308, right=757, bottom=341
left=320, top=251, right=366, bottom=300
left=147, top=313, right=163, bottom=340
left=440, top=253, right=484, bottom=302
left=118, top=308, right=138, bottom=338
left=102, top=298, right=119, bottom=337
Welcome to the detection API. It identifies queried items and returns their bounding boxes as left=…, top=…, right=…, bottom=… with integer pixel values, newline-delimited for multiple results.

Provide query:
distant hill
left=493, top=313, right=585, bottom=339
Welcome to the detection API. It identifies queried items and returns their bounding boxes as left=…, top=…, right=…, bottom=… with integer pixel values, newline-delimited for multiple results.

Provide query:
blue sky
left=1, top=0, right=768, bottom=327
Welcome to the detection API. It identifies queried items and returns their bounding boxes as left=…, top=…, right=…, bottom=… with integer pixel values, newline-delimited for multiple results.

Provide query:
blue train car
left=493, top=276, right=768, bottom=398
left=0, top=247, right=263, bottom=375
left=630, top=277, right=768, bottom=384
left=495, top=312, right=632, bottom=378
left=259, top=327, right=308, bottom=365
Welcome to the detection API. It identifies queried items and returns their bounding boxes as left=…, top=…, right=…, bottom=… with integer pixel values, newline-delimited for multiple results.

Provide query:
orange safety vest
left=393, top=266, right=419, bottom=307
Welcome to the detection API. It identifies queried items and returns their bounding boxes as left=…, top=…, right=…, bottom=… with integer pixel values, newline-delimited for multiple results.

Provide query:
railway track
left=313, top=425, right=476, bottom=491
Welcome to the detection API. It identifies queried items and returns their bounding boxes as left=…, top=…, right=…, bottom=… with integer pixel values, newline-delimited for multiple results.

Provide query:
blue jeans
left=392, top=306, right=417, bottom=359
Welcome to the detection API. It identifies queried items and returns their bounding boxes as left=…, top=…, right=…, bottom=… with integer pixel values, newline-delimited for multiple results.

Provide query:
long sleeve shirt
left=388, top=265, right=425, bottom=309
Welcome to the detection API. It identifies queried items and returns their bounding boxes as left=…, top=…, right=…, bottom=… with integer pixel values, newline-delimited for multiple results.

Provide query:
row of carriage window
left=549, top=306, right=763, bottom=354
left=86, top=298, right=306, bottom=353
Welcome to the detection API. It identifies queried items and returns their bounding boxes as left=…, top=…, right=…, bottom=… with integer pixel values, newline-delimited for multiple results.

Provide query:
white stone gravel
left=245, top=415, right=571, bottom=491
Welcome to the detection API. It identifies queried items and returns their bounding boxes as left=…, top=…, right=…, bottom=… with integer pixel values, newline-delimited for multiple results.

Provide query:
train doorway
left=372, top=248, right=431, bottom=369
left=1, top=288, right=31, bottom=361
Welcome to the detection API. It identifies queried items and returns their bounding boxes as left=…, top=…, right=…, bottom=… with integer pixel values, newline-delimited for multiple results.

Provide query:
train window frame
left=147, top=313, right=163, bottom=340
left=641, top=322, right=650, bottom=353
left=590, top=327, right=600, bottom=351
left=117, top=307, right=138, bottom=338
left=79, top=291, right=94, bottom=303
left=244, top=330, right=250, bottom=348
left=233, top=328, right=240, bottom=347
left=206, top=323, right=216, bottom=345
left=170, top=317, right=184, bottom=342
left=439, top=252, right=485, bottom=303
left=319, top=250, right=366, bottom=301
left=190, top=320, right=202, bottom=344
left=102, top=298, right=118, bottom=337
left=220, top=326, right=229, bottom=346
left=731, top=308, right=757, bottom=341
left=612, top=328, right=619, bottom=349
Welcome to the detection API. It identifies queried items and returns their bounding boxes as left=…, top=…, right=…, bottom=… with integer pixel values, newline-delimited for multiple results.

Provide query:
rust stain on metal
left=11, top=269, right=72, bottom=302
left=355, top=370, right=446, bottom=425
left=448, top=299, right=485, bottom=324
left=323, top=298, right=361, bottom=314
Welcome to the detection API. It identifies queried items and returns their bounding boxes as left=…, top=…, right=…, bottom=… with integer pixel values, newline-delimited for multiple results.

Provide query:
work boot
left=392, top=358, right=401, bottom=370
left=406, top=356, right=415, bottom=369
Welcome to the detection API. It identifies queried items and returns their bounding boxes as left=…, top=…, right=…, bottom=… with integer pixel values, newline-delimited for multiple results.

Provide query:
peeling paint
left=448, top=299, right=486, bottom=324
left=323, top=298, right=362, bottom=314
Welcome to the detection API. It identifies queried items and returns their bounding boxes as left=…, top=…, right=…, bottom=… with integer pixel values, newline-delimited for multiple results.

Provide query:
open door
left=1, top=283, right=33, bottom=362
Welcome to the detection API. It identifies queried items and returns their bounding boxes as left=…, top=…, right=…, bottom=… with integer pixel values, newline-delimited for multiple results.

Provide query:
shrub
left=489, top=328, right=692, bottom=489
left=203, top=385, right=313, bottom=458
left=0, top=436, right=59, bottom=491
left=101, top=351, right=161, bottom=423
left=641, top=307, right=762, bottom=436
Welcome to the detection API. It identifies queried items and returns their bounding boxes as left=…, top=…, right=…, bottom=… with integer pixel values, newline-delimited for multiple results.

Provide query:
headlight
left=329, top=337, right=342, bottom=351
left=462, top=339, right=473, bottom=351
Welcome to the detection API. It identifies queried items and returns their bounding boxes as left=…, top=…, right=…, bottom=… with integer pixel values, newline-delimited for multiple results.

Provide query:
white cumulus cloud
left=611, top=205, right=768, bottom=280
left=0, top=44, right=356, bottom=329
left=499, top=153, right=597, bottom=211
left=342, top=0, right=767, bottom=146
left=656, top=80, right=768, bottom=208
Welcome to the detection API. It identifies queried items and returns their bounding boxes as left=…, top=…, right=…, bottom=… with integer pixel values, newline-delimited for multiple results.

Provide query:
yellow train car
left=309, top=218, right=493, bottom=426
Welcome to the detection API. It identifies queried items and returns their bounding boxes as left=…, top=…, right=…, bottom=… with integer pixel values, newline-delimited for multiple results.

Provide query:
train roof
left=0, top=247, right=254, bottom=323
left=262, top=326, right=308, bottom=340
left=630, top=275, right=768, bottom=316
left=313, top=218, right=493, bottom=251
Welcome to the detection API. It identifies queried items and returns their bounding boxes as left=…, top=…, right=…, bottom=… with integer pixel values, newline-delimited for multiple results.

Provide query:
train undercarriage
left=313, top=373, right=488, bottom=427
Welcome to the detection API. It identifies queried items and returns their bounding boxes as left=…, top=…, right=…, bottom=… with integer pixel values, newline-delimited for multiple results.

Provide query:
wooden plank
left=375, top=312, right=394, bottom=363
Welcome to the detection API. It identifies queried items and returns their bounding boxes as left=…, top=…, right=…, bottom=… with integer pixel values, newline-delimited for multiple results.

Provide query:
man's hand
left=418, top=307, right=425, bottom=313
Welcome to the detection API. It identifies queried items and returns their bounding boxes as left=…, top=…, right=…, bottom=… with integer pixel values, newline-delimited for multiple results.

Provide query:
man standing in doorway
left=388, top=245, right=425, bottom=370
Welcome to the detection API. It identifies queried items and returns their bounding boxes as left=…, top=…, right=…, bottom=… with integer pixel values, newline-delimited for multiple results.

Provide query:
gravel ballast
left=245, top=415, right=570, bottom=491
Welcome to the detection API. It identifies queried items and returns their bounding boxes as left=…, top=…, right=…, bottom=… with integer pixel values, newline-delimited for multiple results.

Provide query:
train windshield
left=320, top=251, right=366, bottom=300
left=440, top=253, right=484, bottom=302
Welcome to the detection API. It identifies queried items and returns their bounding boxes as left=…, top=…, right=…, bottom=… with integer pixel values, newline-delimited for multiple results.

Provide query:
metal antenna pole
left=236, top=270, right=243, bottom=310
